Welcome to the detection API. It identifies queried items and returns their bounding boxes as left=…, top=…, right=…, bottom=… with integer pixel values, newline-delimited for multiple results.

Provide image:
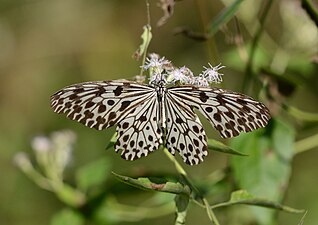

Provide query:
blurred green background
left=1, top=0, right=318, bottom=224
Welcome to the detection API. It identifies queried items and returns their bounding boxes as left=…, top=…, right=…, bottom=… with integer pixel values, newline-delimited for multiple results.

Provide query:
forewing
left=115, top=93, right=163, bottom=160
left=168, top=86, right=271, bottom=138
left=50, top=80, right=155, bottom=130
left=165, top=92, right=208, bottom=165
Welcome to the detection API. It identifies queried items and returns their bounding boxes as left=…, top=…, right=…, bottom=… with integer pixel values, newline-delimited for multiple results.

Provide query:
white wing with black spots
left=167, top=86, right=271, bottom=138
left=51, top=81, right=155, bottom=130
left=115, top=92, right=163, bottom=160
left=165, top=91, right=208, bottom=165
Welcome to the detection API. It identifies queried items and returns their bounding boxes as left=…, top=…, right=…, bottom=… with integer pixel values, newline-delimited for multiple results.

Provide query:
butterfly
left=50, top=78, right=271, bottom=165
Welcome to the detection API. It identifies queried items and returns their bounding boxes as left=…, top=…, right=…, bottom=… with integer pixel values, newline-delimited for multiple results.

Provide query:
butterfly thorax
left=153, top=83, right=167, bottom=132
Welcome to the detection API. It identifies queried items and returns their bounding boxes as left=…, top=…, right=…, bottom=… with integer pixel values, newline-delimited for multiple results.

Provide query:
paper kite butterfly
left=50, top=55, right=270, bottom=165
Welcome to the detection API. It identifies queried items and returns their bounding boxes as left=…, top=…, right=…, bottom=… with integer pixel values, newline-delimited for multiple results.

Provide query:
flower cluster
left=14, top=130, right=76, bottom=187
left=143, top=53, right=224, bottom=87
left=143, top=53, right=173, bottom=84
left=14, top=130, right=85, bottom=207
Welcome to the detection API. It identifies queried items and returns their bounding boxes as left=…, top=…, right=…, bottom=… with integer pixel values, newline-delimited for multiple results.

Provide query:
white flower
left=143, top=53, right=171, bottom=71
left=143, top=54, right=226, bottom=87
left=134, top=75, right=146, bottom=83
left=201, top=63, right=225, bottom=84
left=51, top=130, right=76, bottom=169
left=167, top=66, right=193, bottom=84
left=149, top=71, right=166, bottom=84
left=31, top=136, right=52, bottom=153
left=13, top=152, right=31, bottom=169
left=192, top=76, right=209, bottom=87
left=143, top=53, right=173, bottom=85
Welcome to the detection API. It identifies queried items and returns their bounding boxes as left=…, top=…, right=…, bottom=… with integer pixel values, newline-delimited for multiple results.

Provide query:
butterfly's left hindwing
left=165, top=92, right=208, bottom=165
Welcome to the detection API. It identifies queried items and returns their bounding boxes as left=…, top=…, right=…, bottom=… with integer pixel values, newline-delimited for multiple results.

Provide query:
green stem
left=283, top=103, right=318, bottom=122
left=301, top=0, right=318, bottom=26
left=139, top=1, right=151, bottom=77
left=194, top=0, right=219, bottom=63
left=203, top=198, right=221, bottom=225
left=163, top=148, right=187, bottom=176
left=242, top=0, right=274, bottom=93
left=211, top=200, right=304, bottom=213
left=163, top=148, right=221, bottom=224
left=294, top=133, right=318, bottom=155
left=298, top=210, right=308, bottom=225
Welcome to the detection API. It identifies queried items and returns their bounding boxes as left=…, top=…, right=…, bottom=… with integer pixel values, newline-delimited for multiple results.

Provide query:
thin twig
left=139, top=0, right=151, bottom=77
left=294, top=133, right=318, bottom=155
left=301, top=0, right=318, bottom=27
left=242, top=0, right=274, bottom=93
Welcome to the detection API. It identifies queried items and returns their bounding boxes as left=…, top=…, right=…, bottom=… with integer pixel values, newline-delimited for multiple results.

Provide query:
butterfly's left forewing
left=167, top=86, right=271, bottom=138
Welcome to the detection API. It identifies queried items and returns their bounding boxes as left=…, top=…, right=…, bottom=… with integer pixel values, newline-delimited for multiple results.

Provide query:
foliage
left=12, top=0, right=318, bottom=225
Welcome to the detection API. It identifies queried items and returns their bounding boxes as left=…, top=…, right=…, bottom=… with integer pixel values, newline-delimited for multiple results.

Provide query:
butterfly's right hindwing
left=115, top=93, right=163, bottom=161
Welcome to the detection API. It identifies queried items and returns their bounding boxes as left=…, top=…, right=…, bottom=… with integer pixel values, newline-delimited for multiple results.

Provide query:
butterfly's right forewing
left=50, top=80, right=155, bottom=130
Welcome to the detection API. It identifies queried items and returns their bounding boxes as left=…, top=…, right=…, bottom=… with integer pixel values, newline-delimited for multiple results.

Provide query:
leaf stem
left=203, top=198, right=221, bottom=225
left=242, top=0, right=273, bottom=93
left=211, top=200, right=305, bottom=213
left=194, top=0, right=219, bottom=63
left=283, top=103, right=318, bottom=122
left=163, top=148, right=221, bottom=224
left=294, top=133, right=318, bottom=155
left=163, top=148, right=187, bottom=176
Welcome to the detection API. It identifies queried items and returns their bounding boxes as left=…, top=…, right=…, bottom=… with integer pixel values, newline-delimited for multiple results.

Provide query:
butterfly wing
left=51, top=80, right=163, bottom=160
left=167, top=86, right=271, bottom=138
left=50, top=80, right=155, bottom=130
left=165, top=91, right=208, bottom=165
left=115, top=93, right=163, bottom=160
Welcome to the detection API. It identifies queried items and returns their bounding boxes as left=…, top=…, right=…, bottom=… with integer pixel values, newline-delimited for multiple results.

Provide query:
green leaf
left=51, top=208, right=84, bottom=225
left=208, top=0, right=244, bottom=36
left=93, top=195, right=175, bottom=224
left=105, top=132, right=116, bottom=150
left=54, top=184, right=86, bottom=207
left=76, top=157, right=112, bottom=191
left=175, top=194, right=189, bottom=225
left=230, top=189, right=254, bottom=201
left=133, top=25, right=152, bottom=60
left=230, top=119, right=295, bottom=225
left=112, top=172, right=190, bottom=195
left=208, top=139, right=247, bottom=156
left=212, top=190, right=305, bottom=214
